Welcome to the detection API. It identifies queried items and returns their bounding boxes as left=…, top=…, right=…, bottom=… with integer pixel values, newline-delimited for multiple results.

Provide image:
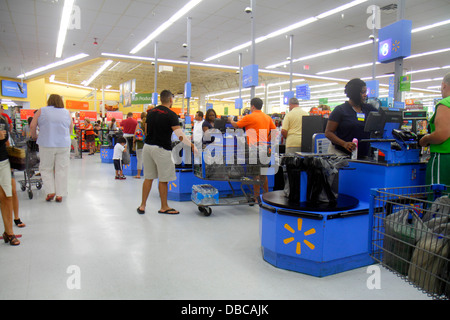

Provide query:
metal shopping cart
left=17, top=139, right=42, bottom=199
left=371, top=184, right=450, bottom=300
left=192, top=142, right=274, bottom=216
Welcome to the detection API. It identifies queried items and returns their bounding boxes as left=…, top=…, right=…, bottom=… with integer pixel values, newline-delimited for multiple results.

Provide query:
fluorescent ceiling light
left=412, top=19, right=450, bottom=33
left=204, top=0, right=367, bottom=62
left=405, top=48, right=450, bottom=60
left=130, top=0, right=203, bottom=54
left=316, top=47, right=450, bottom=75
left=83, top=60, right=113, bottom=86
left=316, top=0, right=367, bottom=19
left=266, top=17, right=450, bottom=70
left=17, top=53, right=89, bottom=78
left=56, top=0, right=75, bottom=58
left=49, top=78, right=95, bottom=91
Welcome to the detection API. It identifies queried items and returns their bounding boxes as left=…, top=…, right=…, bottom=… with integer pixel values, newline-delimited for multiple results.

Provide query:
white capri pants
left=0, top=159, right=12, bottom=197
left=39, top=147, right=70, bottom=197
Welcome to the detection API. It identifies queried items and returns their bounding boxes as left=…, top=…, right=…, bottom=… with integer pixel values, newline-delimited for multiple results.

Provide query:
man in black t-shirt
left=137, top=90, right=195, bottom=215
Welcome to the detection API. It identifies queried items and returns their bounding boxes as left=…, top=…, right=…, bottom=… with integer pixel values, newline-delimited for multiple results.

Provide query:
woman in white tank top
left=30, top=94, right=73, bottom=202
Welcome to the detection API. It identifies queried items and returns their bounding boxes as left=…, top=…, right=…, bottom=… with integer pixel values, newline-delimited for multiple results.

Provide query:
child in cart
left=113, top=137, right=127, bottom=180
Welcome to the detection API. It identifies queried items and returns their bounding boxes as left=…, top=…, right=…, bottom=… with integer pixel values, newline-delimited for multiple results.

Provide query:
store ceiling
left=1, top=0, right=449, bottom=106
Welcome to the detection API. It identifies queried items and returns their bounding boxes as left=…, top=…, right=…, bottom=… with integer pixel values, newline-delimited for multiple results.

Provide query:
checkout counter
left=167, top=119, right=275, bottom=201
left=259, top=107, right=428, bottom=277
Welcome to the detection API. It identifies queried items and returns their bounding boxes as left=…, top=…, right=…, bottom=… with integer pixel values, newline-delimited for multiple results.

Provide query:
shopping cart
left=371, top=184, right=450, bottom=300
left=192, top=142, right=274, bottom=216
left=17, top=140, right=42, bottom=199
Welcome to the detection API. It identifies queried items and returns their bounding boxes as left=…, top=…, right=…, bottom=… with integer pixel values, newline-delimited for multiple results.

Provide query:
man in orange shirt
left=228, top=97, right=276, bottom=201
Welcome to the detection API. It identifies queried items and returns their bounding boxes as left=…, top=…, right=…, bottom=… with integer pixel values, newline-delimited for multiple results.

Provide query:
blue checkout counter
left=259, top=107, right=427, bottom=277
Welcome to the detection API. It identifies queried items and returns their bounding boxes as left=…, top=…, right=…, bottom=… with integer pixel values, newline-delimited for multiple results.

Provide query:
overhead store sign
left=235, top=98, right=243, bottom=110
left=132, top=93, right=153, bottom=105
left=66, top=100, right=89, bottom=110
left=283, top=91, right=295, bottom=105
left=79, top=111, right=97, bottom=121
left=20, top=109, right=36, bottom=120
left=378, top=19, right=412, bottom=63
left=399, top=75, right=411, bottom=92
left=242, top=64, right=258, bottom=88
left=365, top=80, right=379, bottom=98
left=295, top=84, right=310, bottom=100
left=1, top=80, right=27, bottom=98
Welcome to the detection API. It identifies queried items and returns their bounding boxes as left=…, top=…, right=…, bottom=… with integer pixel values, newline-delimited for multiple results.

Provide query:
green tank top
left=430, top=96, right=450, bottom=153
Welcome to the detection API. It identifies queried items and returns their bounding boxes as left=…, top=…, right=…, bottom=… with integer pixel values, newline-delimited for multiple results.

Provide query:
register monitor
left=364, top=107, right=403, bottom=139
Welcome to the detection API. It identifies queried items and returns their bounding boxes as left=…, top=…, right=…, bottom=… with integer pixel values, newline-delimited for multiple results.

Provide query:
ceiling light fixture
left=130, top=0, right=203, bottom=54
left=266, top=18, right=450, bottom=70
left=203, top=0, right=367, bottom=62
left=83, top=60, right=113, bottom=87
left=17, top=53, right=89, bottom=79
left=56, top=0, right=75, bottom=58
left=316, top=47, right=450, bottom=75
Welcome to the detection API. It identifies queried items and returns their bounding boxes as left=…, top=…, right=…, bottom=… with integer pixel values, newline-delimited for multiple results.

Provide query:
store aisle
left=0, top=154, right=430, bottom=300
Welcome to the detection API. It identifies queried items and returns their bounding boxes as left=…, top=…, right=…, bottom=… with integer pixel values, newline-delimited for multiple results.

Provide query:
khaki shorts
left=143, top=144, right=176, bottom=182
left=0, top=159, right=12, bottom=197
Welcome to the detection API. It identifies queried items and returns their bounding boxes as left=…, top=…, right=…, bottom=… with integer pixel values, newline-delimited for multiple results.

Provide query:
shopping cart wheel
left=198, top=206, right=212, bottom=217
left=36, top=182, right=42, bottom=190
left=28, top=190, right=33, bottom=199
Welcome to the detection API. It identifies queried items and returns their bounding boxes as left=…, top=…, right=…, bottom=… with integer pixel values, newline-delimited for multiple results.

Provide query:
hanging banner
left=295, top=84, right=310, bottom=100
left=106, top=111, right=123, bottom=124
left=1, top=80, right=27, bottom=98
left=242, top=64, right=259, bottom=88
left=365, top=80, right=379, bottom=98
left=388, top=76, right=395, bottom=98
left=79, top=111, right=97, bottom=121
left=399, top=75, right=411, bottom=92
left=132, top=93, right=153, bottom=105
left=66, top=100, right=89, bottom=110
left=120, top=79, right=136, bottom=107
left=20, top=109, right=36, bottom=120
left=235, top=98, right=243, bottom=110
left=283, top=91, right=295, bottom=105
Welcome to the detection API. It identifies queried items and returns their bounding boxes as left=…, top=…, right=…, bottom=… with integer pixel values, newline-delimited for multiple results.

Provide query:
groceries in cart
left=191, top=184, right=219, bottom=206
left=372, top=185, right=450, bottom=300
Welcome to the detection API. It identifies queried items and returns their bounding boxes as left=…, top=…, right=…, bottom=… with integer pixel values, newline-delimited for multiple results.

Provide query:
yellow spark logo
left=169, top=182, right=177, bottom=191
left=392, top=40, right=400, bottom=52
left=283, top=218, right=316, bottom=255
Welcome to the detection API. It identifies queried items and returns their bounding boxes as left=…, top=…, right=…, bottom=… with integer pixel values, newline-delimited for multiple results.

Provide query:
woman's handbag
left=7, top=146, right=26, bottom=170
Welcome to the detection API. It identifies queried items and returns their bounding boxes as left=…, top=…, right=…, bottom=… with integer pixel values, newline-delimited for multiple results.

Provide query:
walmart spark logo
left=283, top=218, right=316, bottom=255
left=101, top=149, right=108, bottom=158
left=169, top=182, right=177, bottom=191
left=392, top=40, right=400, bottom=52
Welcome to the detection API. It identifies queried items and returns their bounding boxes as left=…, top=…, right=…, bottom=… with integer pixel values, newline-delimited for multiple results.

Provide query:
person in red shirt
left=228, top=97, right=276, bottom=202
left=121, top=112, right=138, bottom=153
left=0, top=106, right=12, bottom=132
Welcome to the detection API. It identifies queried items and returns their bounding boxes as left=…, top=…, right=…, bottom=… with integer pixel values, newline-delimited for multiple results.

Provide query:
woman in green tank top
left=419, top=73, right=450, bottom=186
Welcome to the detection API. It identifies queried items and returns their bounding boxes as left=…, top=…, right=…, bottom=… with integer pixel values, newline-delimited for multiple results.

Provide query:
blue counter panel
left=339, top=161, right=426, bottom=203
left=259, top=198, right=374, bottom=277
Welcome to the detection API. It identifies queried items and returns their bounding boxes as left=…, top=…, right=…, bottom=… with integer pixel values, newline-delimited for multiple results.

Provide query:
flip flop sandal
left=158, top=208, right=179, bottom=215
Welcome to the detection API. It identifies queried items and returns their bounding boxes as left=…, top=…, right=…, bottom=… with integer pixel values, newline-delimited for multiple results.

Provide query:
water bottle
left=351, top=138, right=358, bottom=160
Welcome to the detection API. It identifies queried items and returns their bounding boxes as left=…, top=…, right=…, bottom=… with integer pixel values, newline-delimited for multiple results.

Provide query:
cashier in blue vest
left=325, top=78, right=377, bottom=159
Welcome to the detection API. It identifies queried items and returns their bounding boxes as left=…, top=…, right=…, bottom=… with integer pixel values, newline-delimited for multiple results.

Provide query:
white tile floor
left=1, top=153, right=431, bottom=300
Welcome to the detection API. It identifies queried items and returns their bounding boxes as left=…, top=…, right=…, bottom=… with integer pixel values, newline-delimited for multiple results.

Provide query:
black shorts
left=85, top=134, right=95, bottom=142
left=113, top=159, right=122, bottom=171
